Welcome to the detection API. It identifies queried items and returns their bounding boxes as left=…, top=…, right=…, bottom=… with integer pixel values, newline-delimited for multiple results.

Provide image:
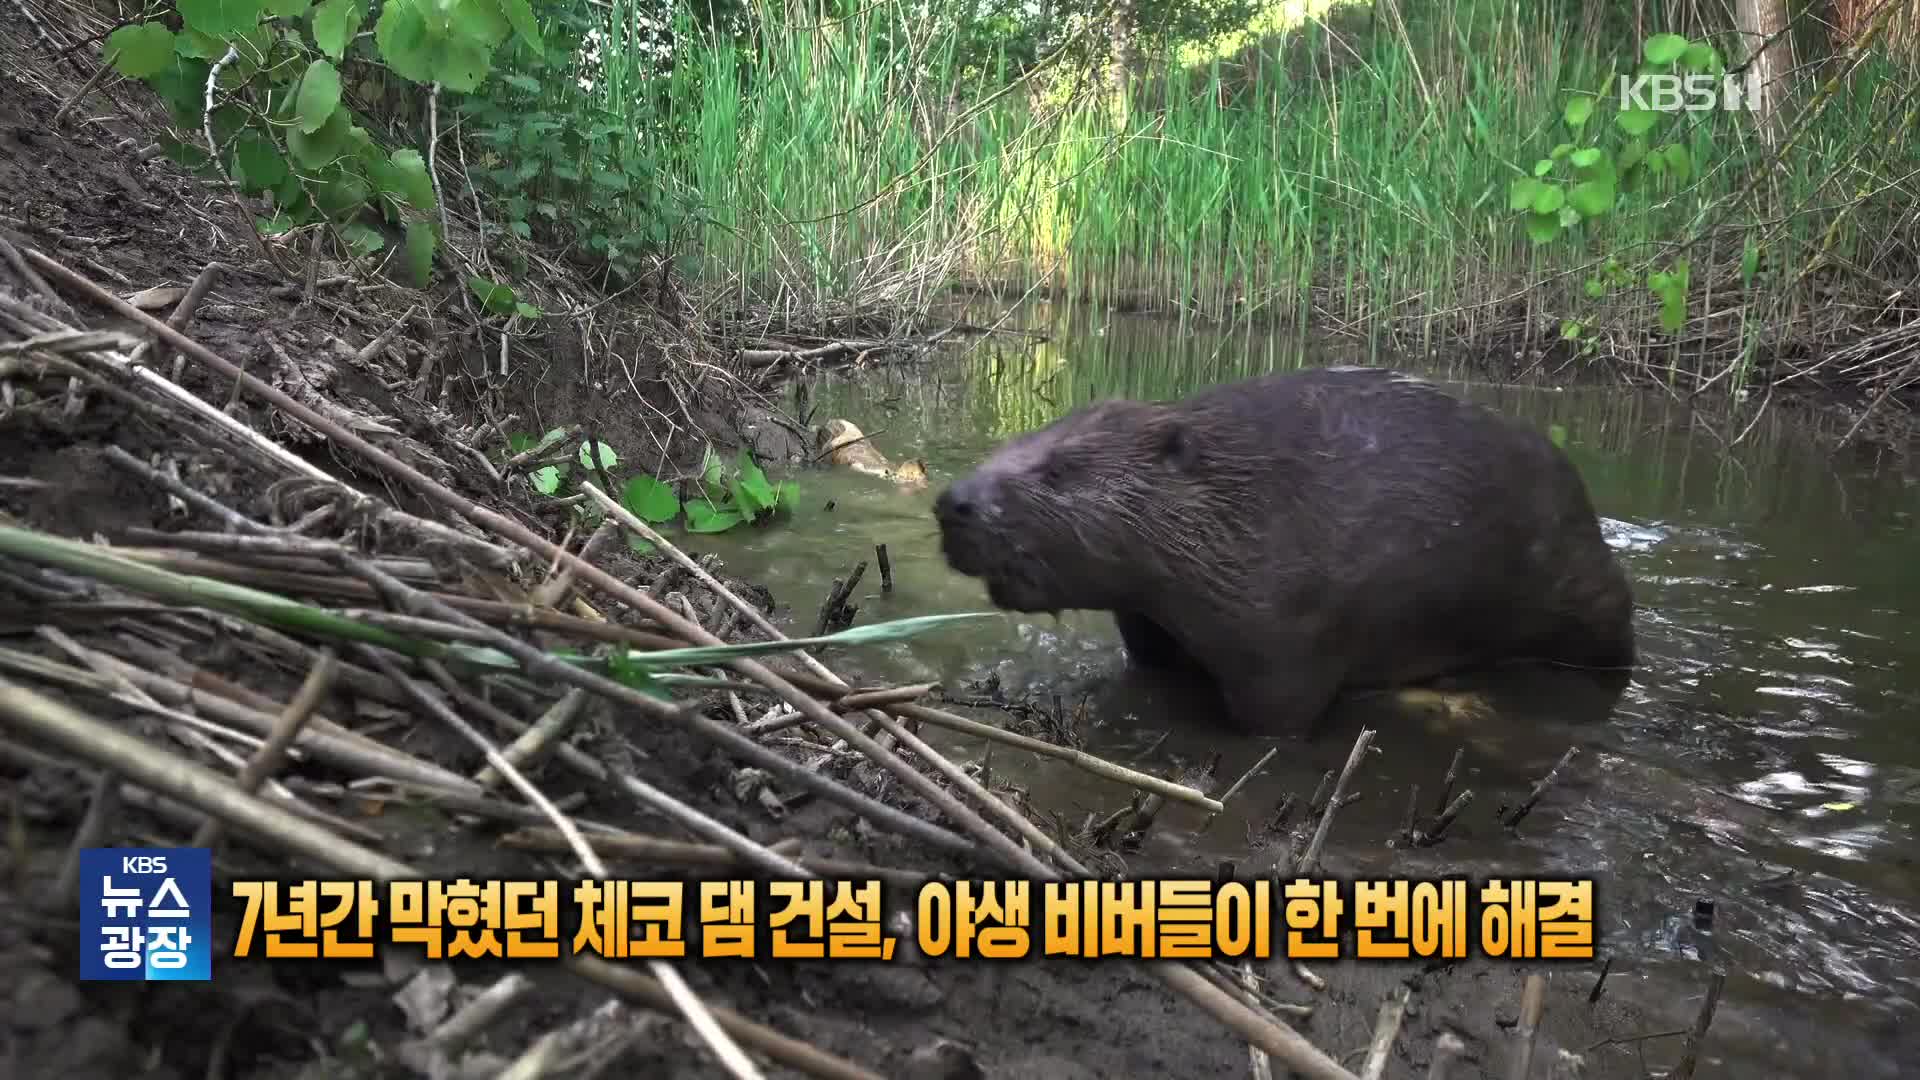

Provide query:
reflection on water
left=691, top=301, right=1920, bottom=1073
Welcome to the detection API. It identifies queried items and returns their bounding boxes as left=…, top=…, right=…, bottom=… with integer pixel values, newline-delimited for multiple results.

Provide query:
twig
left=190, top=649, right=337, bottom=849
left=1417, top=790, right=1475, bottom=847
left=1243, top=960, right=1273, bottom=1080
left=1668, top=970, right=1727, bottom=1080
left=1503, top=747, right=1579, bottom=829
left=47, top=767, right=120, bottom=911
left=1509, top=973, right=1548, bottom=1080
left=1435, top=747, right=1464, bottom=814
left=875, top=543, right=892, bottom=592
left=427, top=973, right=535, bottom=1052
left=1296, top=727, right=1375, bottom=874
left=472, top=687, right=587, bottom=789
left=1361, top=985, right=1411, bottom=1080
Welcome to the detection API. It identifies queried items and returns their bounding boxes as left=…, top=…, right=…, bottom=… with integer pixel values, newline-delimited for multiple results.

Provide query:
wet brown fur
left=932, top=366, right=1638, bottom=738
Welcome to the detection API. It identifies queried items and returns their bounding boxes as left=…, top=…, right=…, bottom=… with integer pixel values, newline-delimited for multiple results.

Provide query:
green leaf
left=386, top=147, right=437, bottom=210
left=1568, top=177, right=1616, bottom=218
left=312, top=0, right=364, bottom=61
left=513, top=302, right=540, bottom=319
left=1508, top=177, right=1544, bottom=212
left=495, top=0, right=544, bottom=55
left=1563, top=95, right=1594, bottom=129
left=173, top=29, right=227, bottom=59
left=1658, top=285, right=1686, bottom=332
left=1583, top=277, right=1607, bottom=299
left=1549, top=142, right=1575, bottom=161
left=286, top=106, right=352, bottom=168
left=621, top=474, right=680, bottom=524
left=1559, top=320, right=1582, bottom=341
left=340, top=223, right=385, bottom=256
left=603, top=649, right=670, bottom=697
left=1531, top=184, right=1566, bottom=215
left=576, top=438, right=618, bottom=472
left=734, top=448, right=774, bottom=502
left=105, top=23, right=177, bottom=78
left=1569, top=147, right=1603, bottom=169
left=266, top=0, right=310, bottom=17
left=403, top=219, right=435, bottom=287
left=177, top=0, right=266, bottom=38
left=294, top=59, right=342, bottom=134
left=1532, top=158, right=1554, bottom=178
left=1547, top=423, right=1569, bottom=446
left=1644, top=33, right=1689, bottom=67
left=231, top=133, right=288, bottom=193
left=1618, top=137, right=1649, bottom=173
left=1615, top=105, right=1660, bottom=137
left=774, top=481, right=800, bottom=511
left=624, top=532, right=657, bottom=557
left=1524, top=212, right=1561, bottom=245
left=531, top=465, right=563, bottom=495
left=1682, top=42, right=1721, bottom=75
left=1741, top=240, right=1761, bottom=286
left=1558, top=206, right=1581, bottom=228
left=466, top=274, right=518, bottom=316
left=1664, top=143, right=1693, bottom=184
left=375, top=0, right=496, bottom=91
left=601, top=613, right=1003, bottom=668
left=685, top=499, right=744, bottom=533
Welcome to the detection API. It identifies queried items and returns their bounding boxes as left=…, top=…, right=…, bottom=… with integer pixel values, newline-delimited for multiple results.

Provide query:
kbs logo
left=79, top=847, right=212, bottom=981
left=1616, top=71, right=1765, bottom=113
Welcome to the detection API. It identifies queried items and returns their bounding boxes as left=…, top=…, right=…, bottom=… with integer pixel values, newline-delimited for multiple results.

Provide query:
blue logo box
left=78, top=847, right=212, bottom=981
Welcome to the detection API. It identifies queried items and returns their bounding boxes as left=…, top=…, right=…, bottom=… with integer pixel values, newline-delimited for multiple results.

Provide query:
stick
left=875, top=543, right=892, bottom=593
left=1668, top=970, right=1727, bottom=1080
left=1361, top=985, right=1412, bottom=1080
left=1509, top=973, right=1548, bottom=1080
left=1435, top=747, right=1464, bottom=814
left=1297, top=728, right=1375, bottom=874
left=190, top=649, right=337, bottom=849
left=1504, top=746, right=1578, bottom=828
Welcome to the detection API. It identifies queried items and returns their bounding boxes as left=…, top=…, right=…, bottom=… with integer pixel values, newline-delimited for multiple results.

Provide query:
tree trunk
left=1107, top=0, right=1136, bottom=95
left=1735, top=0, right=1794, bottom=144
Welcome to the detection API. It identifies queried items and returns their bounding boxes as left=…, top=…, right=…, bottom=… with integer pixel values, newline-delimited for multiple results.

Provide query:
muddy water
left=693, top=301, right=1920, bottom=1070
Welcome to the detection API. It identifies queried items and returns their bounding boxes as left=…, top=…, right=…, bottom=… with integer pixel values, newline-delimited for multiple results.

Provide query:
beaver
left=932, top=365, right=1637, bottom=738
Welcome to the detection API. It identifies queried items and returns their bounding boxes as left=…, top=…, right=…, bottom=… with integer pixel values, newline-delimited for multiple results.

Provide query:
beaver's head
left=933, top=398, right=1202, bottom=614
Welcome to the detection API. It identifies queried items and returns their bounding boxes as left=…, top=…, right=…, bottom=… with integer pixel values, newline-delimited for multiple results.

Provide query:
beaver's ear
left=1156, top=420, right=1200, bottom=472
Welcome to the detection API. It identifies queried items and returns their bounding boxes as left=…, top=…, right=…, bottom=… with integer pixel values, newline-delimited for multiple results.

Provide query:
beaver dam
left=697, top=300, right=1920, bottom=1077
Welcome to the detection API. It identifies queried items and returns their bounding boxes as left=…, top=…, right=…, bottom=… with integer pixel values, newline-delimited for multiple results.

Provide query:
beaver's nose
left=934, top=474, right=990, bottom=522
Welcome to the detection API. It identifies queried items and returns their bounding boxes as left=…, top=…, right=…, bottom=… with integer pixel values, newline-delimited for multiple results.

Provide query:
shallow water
left=691, top=300, right=1920, bottom=1071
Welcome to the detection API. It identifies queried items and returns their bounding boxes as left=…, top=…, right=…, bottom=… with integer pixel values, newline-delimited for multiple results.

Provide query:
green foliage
left=102, top=0, right=543, bottom=307
left=1507, top=28, right=1740, bottom=338
left=501, top=432, right=799, bottom=552
left=456, top=0, right=698, bottom=284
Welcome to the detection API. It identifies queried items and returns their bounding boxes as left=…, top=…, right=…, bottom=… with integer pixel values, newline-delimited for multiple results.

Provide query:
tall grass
left=567, top=0, right=1918, bottom=386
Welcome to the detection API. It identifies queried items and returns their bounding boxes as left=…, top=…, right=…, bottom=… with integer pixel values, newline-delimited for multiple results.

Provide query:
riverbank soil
left=3, top=18, right=1915, bottom=1080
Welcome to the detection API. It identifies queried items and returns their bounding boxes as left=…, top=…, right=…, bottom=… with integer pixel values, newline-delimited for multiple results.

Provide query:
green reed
left=639, top=0, right=1909, bottom=360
